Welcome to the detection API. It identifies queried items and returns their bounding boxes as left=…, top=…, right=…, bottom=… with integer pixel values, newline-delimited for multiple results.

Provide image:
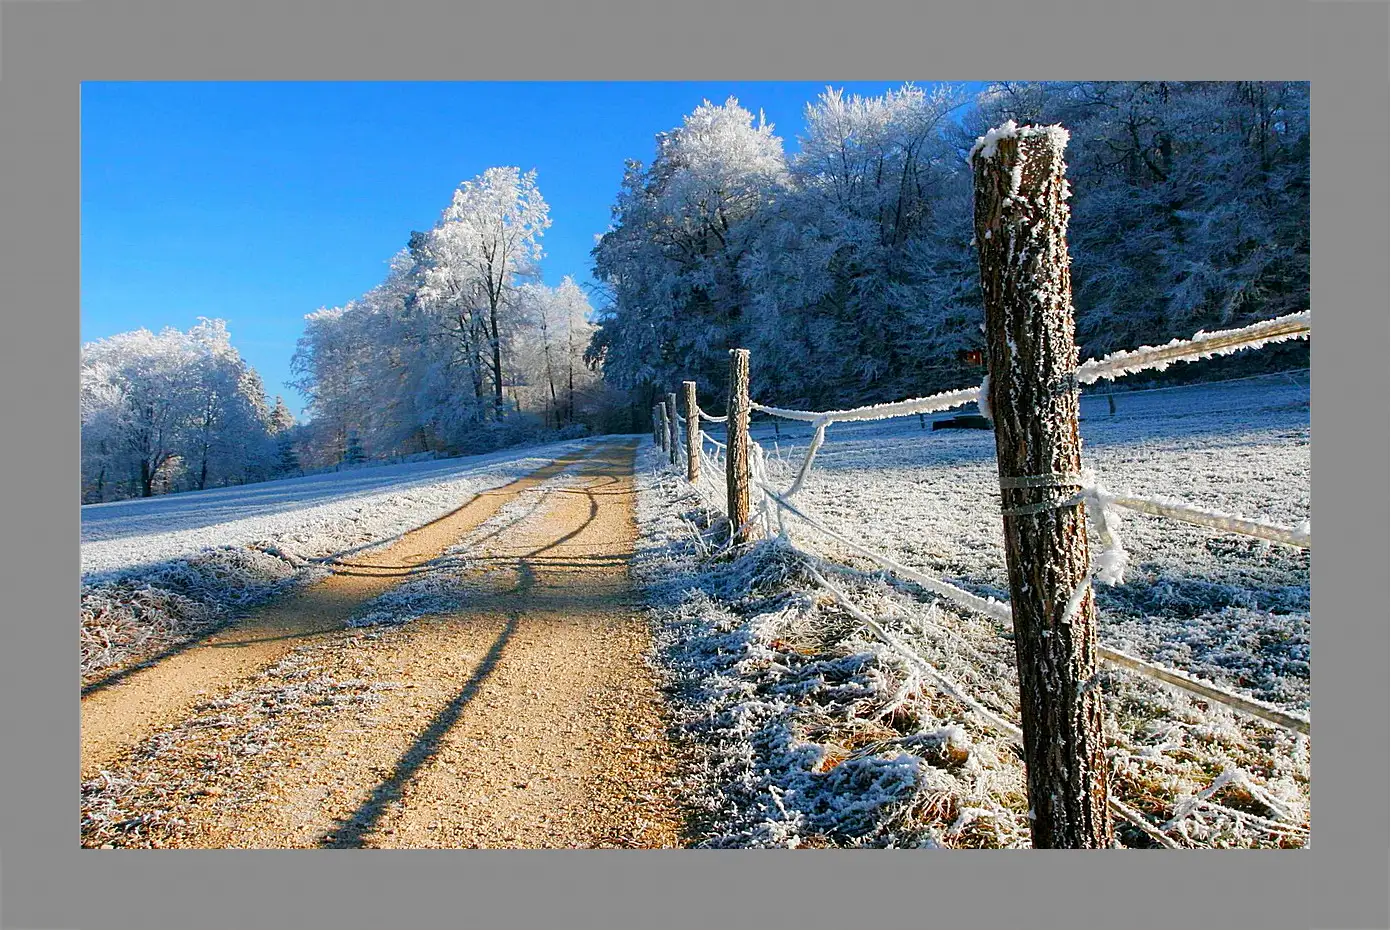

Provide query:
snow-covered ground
left=82, top=438, right=600, bottom=582
left=79, top=437, right=602, bottom=680
left=745, top=370, right=1310, bottom=708
left=635, top=371, right=1309, bottom=849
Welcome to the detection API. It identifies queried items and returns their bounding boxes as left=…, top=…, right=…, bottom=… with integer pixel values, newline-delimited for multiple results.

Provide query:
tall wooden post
left=658, top=403, right=670, bottom=455
left=725, top=349, right=752, bottom=545
left=683, top=381, right=701, bottom=483
left=665, top=392, right=680, bottom=467
left=971, top=123, right=1112, bottom=849
left=652, top=405, right=661, bottom=444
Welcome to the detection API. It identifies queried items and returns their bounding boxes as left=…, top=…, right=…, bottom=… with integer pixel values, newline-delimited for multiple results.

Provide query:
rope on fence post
left=973, top=120, right=1113, bottom=850
left=726, top=349, right=752, bottom=545
left=683, top=381, right=700, bottom=483
left=666, top=392, right=680, bottom=467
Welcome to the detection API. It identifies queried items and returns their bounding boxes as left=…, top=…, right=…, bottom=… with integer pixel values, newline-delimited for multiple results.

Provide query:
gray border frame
left=2, top=1, right=1385, bottom=928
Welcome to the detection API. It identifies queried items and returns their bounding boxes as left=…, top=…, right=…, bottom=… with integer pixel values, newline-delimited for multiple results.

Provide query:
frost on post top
left=967, top=119, right=1072, bottom=164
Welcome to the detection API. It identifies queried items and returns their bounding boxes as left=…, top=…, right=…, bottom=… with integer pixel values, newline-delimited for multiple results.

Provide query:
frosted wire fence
left=671, top=312, right=1311, bottom=726
left=662, top=311, right=1311, bottom=846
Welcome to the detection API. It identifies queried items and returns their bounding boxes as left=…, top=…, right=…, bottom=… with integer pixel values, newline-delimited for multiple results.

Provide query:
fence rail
left=651, top=310, right=1310, bottom=847
left=667, top=310, right=1311, bottom=730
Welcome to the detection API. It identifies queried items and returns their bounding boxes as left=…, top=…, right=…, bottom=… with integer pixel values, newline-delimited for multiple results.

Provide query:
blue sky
left=82, top=81, right=981, bottom=417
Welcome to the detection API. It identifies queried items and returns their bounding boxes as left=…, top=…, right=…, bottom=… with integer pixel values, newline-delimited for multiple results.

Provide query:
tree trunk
left=544, top=344, right=559, bottom=426
left=489, top=297, right=505, bottom=420
left=971, top=123, right=1113, bottom=849
left=140, top=459, right=154, bottom=498
left=566, top=324, right=577, bottom=425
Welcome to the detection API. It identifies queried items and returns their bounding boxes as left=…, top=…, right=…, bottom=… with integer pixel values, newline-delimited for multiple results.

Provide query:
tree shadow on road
left=316, top=607, right=522, bottom=849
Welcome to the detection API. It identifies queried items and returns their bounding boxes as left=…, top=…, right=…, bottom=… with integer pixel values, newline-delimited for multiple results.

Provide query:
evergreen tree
left=274, top=430, right=302, bottom=477
left=342, top=429, right=366, bottom=466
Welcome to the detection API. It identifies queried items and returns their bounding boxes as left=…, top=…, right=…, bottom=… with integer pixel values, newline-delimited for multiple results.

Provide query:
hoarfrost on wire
left=639, top=372, right=1308, bottom=848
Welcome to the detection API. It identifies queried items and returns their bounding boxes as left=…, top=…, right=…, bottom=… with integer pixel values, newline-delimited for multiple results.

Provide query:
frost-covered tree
left=265, top=396, right=300, bottom=477
left=591, top=82, right=1307, bottom=409
left=964, top=81, right=1309, bottom=358
left=591, top=98, right=789, bottom=402
left=745, top=83, right=977, bottom=404
left=183, top=319, right=276, bottom=490
left=342, top=429, right=367, bottom=466
left=80, top=320, right=276, bottom=501
left=289, top=170, right=621, bottom=464
left=290, top=305, right=362, bottom=465
left=513, top=277, right=601, bottom=428
left=267, top=396, right=296, bottom=435
left=431, top=166, right=551, bottom=419
left=557, top=277, right=601, bottom=425
left=592, top=87, right=981, bottom=408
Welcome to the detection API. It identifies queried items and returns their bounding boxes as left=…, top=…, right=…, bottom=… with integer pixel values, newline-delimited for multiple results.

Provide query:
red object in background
left=959, top=349, right=984, bottom=366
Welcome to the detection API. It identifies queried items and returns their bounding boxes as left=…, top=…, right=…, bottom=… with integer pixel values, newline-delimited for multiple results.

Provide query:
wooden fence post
left=667, top=397, right=678, bottom=458
left=652, top=405, right=661, bottom=444
left=971, top=122, right=1113, bottom=849
left=726, top=349, right=752, bottom=545
left=666, top=392, right=680, bottom=467
left=683, top=381, right=701, bottom=483
left=658, top=402, right=670, bottom=455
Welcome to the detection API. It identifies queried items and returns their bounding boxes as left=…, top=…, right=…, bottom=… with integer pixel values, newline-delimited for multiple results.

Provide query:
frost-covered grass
left=80, top=438, right=602, bottom=681
left=81, top=546, right=307, bottom=680
left=638, top=372, right=1309, bottom=848
left=636, top=468, right=983, bottom=848
left=756, top=371, right=1310, bottom=709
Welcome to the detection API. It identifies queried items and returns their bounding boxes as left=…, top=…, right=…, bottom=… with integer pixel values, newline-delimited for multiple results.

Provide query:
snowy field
left=79, top=437, right=601, bottom=680
left=749, top=370, right=1311, bottom=708
left=635, top=370, right=1310, bottom=849
left=81, top=438, right=600, bottom=582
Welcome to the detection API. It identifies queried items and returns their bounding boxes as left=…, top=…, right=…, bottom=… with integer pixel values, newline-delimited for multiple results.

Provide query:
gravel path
left=81, top=440, right=688, bottom=849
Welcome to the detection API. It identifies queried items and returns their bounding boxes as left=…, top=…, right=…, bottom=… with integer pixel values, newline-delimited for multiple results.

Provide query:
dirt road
left=80, top=440, right=689, bottom=849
